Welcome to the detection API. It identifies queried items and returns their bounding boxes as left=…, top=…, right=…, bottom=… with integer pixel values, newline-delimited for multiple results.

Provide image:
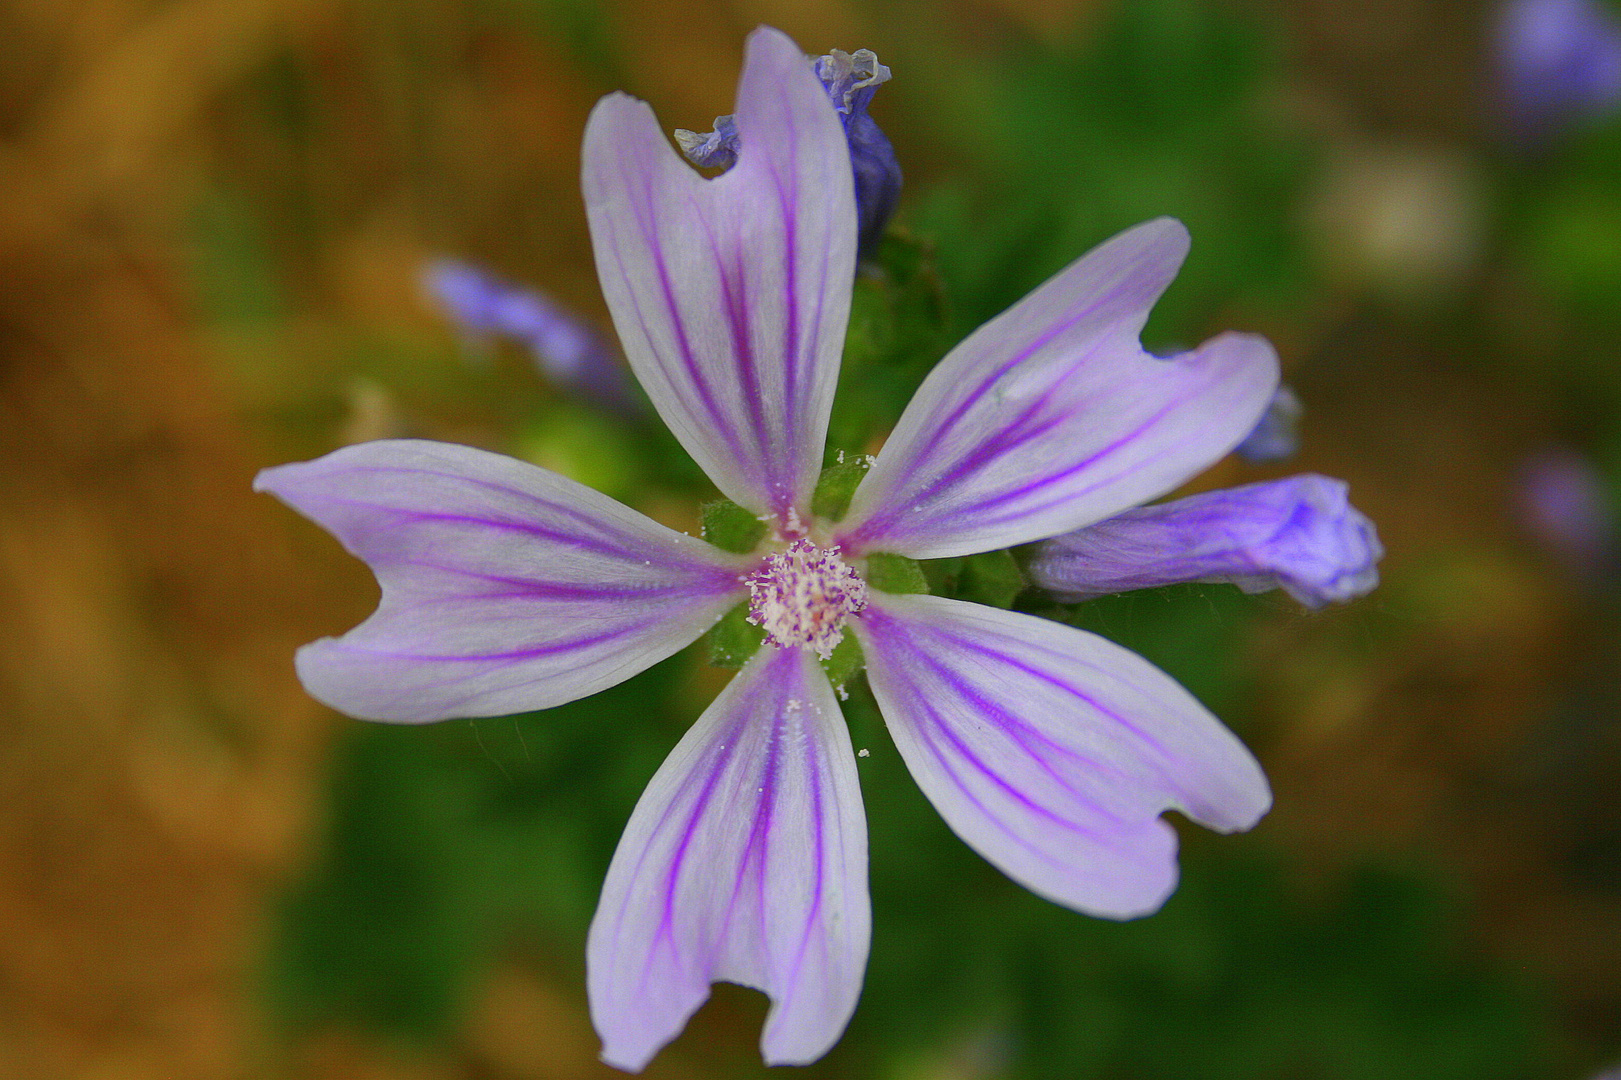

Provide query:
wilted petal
left=588, top=646, right=868, bottom=1071
left=1029, top=474, right=1382, bottom=608
left=854, top=593, right=1269, bottom=918
left=255, top=440, right=747, bottom=723
left=837, top=218, right=1279, bottom=559
left=673, top=113, right=740, bottom=170
left=583, top=26, right=857, bottom=524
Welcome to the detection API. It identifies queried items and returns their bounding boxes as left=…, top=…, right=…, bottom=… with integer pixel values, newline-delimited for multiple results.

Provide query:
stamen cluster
left=744, top=539, right=867, bottom=659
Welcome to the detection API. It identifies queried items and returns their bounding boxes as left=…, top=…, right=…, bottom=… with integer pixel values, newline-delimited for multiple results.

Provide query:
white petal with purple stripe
left=588, top=645, right=868, bottom=1071
left=854, top=592, right=1270, bottom=918
left=255, top=440, right=748, bottom=723
left=837, top=218, right=1279, bottom=559
left=583, top=27, right=857, bottom=525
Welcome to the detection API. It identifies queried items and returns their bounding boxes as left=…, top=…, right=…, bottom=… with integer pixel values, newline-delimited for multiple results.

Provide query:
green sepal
left=810, top=456, right=872, bottom=523
left=865, top=552, right=929, bottom=595
left=820, top=632, right=866, bottom=691
left=919, top=556, right=964, bottom=596
left=957, top=549, right=1026, bottom=609
left=706, top=602, right=765, bottom=668
left=919, top=550, right=1027, bottom=607
left=701, top=499, right=766, bottom=554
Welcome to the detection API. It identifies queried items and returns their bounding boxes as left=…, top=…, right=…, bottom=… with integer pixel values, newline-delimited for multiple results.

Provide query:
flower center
left=744, top=539, right=867, bottom=659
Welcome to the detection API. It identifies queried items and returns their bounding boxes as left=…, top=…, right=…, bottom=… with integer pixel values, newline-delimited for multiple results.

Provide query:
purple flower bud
left=1516, top=447, right=1616, bottom=576
left=423, top=259, right=637, bottom=413
left=816, top=48, right=903, bottom=256
left=675, top=48, right=902, bottom=256
left=1235, top=385, right=1303, bottom=464
left=1030, top=475, right=1383, bottom=609
left=1498, top=0, right=1621, bottom=143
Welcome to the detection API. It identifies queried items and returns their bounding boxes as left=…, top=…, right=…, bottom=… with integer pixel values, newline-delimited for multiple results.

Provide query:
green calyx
left=811, top=455, right=873, bottom=523
left=864, top=551, right=929, bottom=594
left=919, top=549, right=1027, bottom=608
left=701, top=498, right=767, bottom=554
left=706, top=602, right=765, bottom=668
left=704, top=601, right=867, bottom=690
left=820, top=633, right=865, bottom=690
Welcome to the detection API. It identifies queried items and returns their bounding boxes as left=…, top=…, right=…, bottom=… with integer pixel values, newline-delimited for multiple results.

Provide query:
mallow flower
left=256, top=28, right=1376, bottom=1072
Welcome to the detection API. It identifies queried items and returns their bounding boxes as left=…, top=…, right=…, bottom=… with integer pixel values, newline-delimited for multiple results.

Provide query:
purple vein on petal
left=840, top=335, right=1197, bottom=550
left=261, top=439, right=748, bottom=722
left=854, top=592, right=1268, bottom=917
left=875, top=227, right=1176, bottom=462
left=587, top=640, right=868, bottom=1070
left=836, top=219, right=1277, bottom=559
left=617, top=146, right=749, bottom=468
left=858, top=606, right=1145, bottom=853
left=582, top=28, right=856, bottom=521
left=309, top=464, right=666, bottom=555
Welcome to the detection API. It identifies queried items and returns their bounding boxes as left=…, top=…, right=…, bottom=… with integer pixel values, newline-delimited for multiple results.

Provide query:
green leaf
left=706, top=602, right=764, bottom=668
left=865, top=552, right=930, bottom=595
left=700, top=498, right=766, bottom=554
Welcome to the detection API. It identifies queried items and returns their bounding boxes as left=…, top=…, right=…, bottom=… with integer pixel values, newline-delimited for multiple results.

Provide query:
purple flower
left=256, top=28, right=1338, bottom=1071
left=1029, top=475, right=1382, bottom=609
left=677, top=46, right=901, bottom=255
left=423, top=258, right=637, bottom=412
left=1498, top=0, right=1621, bottom=142
left=1517, top=446, right=1616, bottom=577
left=1235, top=385, right=1303, bottom=464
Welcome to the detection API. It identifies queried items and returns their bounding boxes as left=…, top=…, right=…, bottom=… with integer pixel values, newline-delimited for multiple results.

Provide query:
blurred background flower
left=1498, top=0, right=1621, bottom=145
left=2, top=0, right=1620, bottom=1078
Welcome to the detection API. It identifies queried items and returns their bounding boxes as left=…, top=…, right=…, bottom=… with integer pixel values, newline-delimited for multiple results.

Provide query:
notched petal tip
left=588, top=646, right=868, bottom=1071
left=292, top=637, right=427, bottom=726
left=582, top=25, right=855, bottom=522
left=1179, top=329, right=1279, bottom=382
left=855, top=593, right=1270, bottom=919
left=836, top=219, right=1274, bottom=559
left=259, top=439, right=747, bottom=725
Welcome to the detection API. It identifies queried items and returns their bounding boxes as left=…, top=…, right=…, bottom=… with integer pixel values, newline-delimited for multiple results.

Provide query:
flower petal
left=583, top=26, right=857, bottom=524
left=588, top=645, right=868, bottom=1071
left=853, top=593, right=1270, bottom=918
left=836, top=218, right=1279, bottom=559
left=1029, top=474, right=1383, bottom=608
left=255, top=439, right=747, bottom=723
